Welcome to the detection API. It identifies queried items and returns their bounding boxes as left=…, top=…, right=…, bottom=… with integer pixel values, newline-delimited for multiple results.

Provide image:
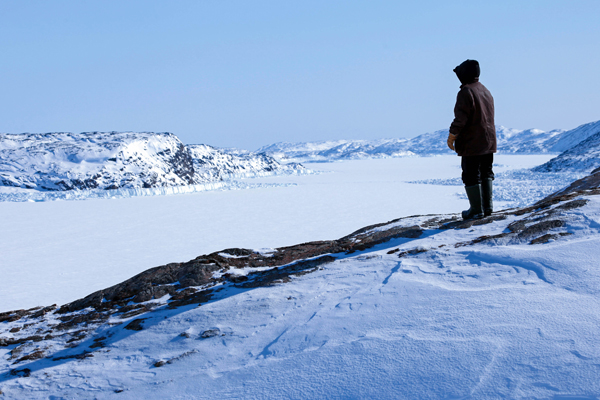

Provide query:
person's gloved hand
left=447, top=133, right=457, bottom=151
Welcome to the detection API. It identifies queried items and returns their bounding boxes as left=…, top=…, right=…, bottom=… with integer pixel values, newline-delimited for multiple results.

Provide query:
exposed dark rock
left=31, top=305, right=57, bottom=319
left=223, top=274, right=249, bottom=283
left=166, top=350, right=198, bottom=364
left=54, top=312, right=109, bottom=331
left=220, top=248, right=254, bottom=257
left=0, top=335, right=45, bottom=347
left=0, top=309, right=29, bottom=323
left=66, top=330, right=87, bottom=343
left=507, top=219, right=526, bottom=233
left=14, top=350, right=45, bottom=364
left=200, top=329, right=221, bottom=339
left=168, top=289, right=214, bottom=309
left=441, top=214, right=507, bottom=230
left=52, top=352, right=94, bottom=361
left=8, top=344, right=26, bottom=360
left=235, top=256, right=335, bottom=289
left=118, top=303, right=159, bottom=319
left=455, top=232, right=512, bottom=247
left=89, top=336, right=107, bottom=349
left=396, top=248, right=429, bottom=258
left=518, top=220, right=565, bottom=239
left=169, top=288, right=198, bottom=301
left=340, top=225, right=423, bottom=252
left=59, top=261, right=222, bottom=313
left=9, top=368, right=31, bottom=377
left=554, top=199, right=589, bottom=211
left=124, top=319, right=146, bottom=331
left=530, top=232, right=573, bottom=245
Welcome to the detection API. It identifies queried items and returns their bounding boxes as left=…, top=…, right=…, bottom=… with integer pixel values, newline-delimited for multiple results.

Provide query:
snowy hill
left=256, top=138, right=415, bottom=162
left=550, top=119, right=600, bottom=153
left=188, top=144, right=301, bottom=181
left=2, top=171, right=600, bottom=398
left=534, top=130, right=600, bottom=173
left=0, top=132, right=302, bottom=192
left=496, top=126, right=565, bottom=153
left=258, top=124, right=577, bottom=162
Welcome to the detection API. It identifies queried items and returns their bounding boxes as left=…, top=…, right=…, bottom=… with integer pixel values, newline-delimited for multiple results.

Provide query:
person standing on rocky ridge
left=446, top=59, right=497, bottom=220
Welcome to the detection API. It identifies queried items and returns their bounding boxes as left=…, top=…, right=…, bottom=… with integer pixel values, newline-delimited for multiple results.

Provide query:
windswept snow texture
left=257, top=124, right=592, bottom=162
left=2, top=189, right=600, bottom=398
left=0, top=132, right=304, bottom=195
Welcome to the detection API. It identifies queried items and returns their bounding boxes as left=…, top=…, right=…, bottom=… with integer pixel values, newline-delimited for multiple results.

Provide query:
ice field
left=0, top=155, right=556, bottom=312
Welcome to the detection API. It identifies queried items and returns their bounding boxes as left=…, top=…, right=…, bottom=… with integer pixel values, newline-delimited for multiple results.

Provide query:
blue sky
left=1, top=0, right=599, bottom=149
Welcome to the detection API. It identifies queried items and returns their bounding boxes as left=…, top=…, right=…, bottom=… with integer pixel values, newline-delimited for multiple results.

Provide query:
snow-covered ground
left=0, top=155, right=553, bottom=313
left=2, top=161, right=600, bottom=398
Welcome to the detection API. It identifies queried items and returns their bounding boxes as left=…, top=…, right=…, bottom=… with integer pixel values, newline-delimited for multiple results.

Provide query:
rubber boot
left=481, top=178, right=493, bottom=217
left=462, top=184, right=484, bottom=220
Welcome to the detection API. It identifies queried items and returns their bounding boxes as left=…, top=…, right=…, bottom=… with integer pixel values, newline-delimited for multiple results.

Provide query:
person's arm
left=448, top=88, right=474, bottom=151
left=449, top=88, right=474, bottom=135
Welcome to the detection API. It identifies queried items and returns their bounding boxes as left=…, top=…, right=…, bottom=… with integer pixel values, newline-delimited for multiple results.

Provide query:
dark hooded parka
left=449, top=60, right=497, bottom=157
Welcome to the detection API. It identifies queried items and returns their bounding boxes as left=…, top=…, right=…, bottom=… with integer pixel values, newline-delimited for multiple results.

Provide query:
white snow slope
left=550, top=119, right=600, bottom=153
left=0, top=132, right=303, bottom=194
left=258, top=120, right=600, bottom=162
left=2, top=180, right=600, bottom=399
left=534, top=125, right=600, bottom=173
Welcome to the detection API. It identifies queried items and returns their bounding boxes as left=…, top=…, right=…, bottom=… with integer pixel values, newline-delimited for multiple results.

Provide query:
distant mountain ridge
left=258, top=121, right=600, bottom=162
left=0, top=131, right=303, bottom=192
left=3, top=120, right=599, bottom=193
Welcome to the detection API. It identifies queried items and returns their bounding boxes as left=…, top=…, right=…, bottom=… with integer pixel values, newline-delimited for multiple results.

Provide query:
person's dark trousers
left=461, top=153, right=494, bottom=216
left=461, top=153, right=494, bottom=186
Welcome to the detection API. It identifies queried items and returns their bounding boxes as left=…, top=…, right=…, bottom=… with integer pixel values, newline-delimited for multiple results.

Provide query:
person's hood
left=453, top=59, right=480, bottom=85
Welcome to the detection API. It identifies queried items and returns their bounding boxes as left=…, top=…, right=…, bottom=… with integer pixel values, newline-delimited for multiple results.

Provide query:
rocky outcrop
left=58, top=223, right=424, bottom=314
